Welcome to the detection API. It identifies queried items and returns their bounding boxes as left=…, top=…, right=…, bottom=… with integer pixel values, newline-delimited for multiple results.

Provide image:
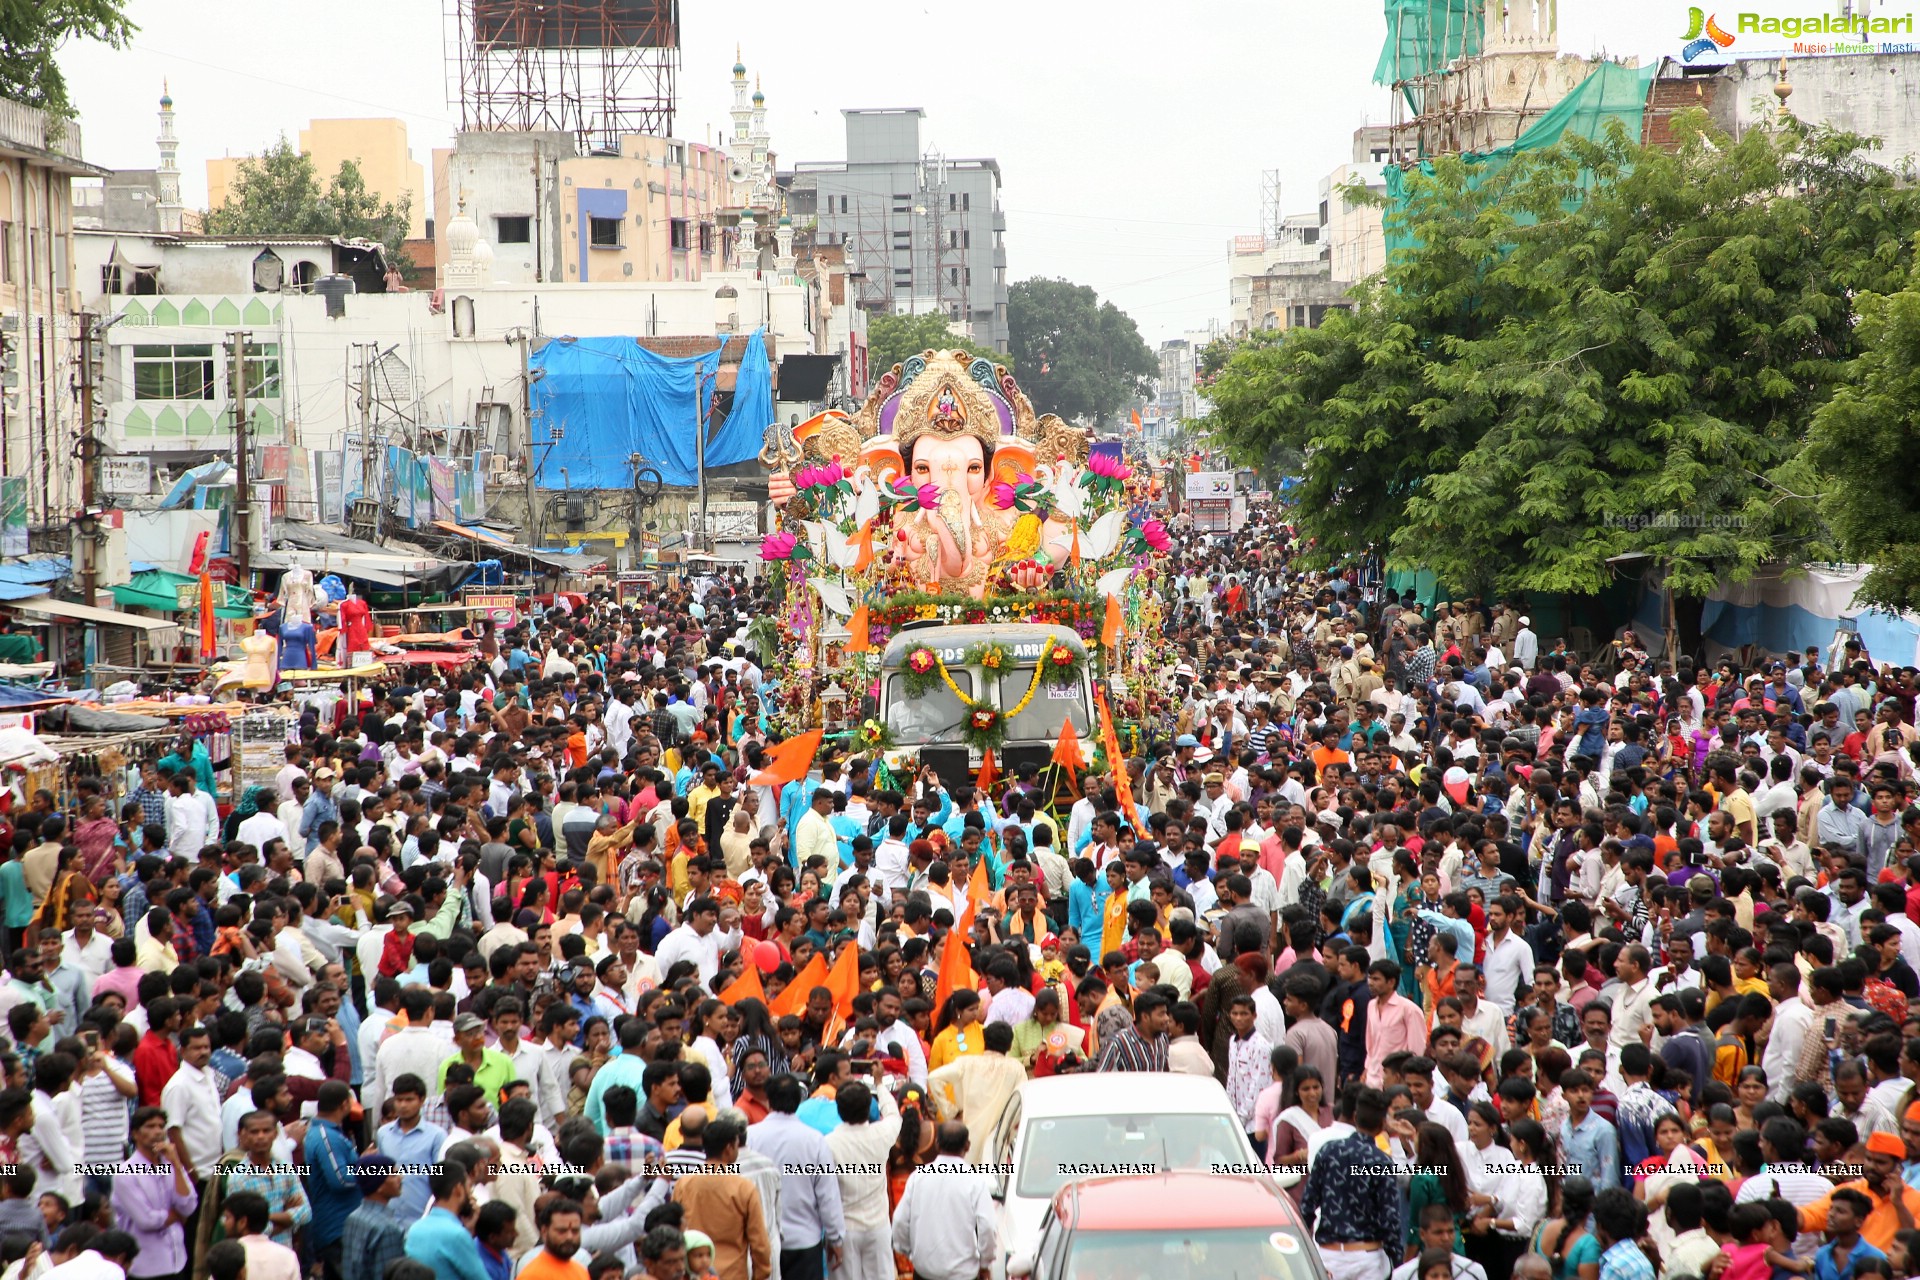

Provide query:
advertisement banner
left=1185, top=471, right=1234, bottom=499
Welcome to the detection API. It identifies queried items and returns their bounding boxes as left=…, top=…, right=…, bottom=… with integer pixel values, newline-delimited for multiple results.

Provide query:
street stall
left=7, top=705, right=189, bottom=814
left=235, top=704, right=301, bottom=796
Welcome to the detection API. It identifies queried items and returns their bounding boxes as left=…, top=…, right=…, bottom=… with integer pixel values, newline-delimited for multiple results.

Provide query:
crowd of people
left=1, top=497, right=1919, bottom=1280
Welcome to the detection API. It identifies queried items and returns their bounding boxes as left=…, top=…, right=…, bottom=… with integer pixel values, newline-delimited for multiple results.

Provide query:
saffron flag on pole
left=1094, top=686, right=1137, bottom=823
left=768, top=953, right=828, bottom=1017
left=749, top=728, right=823, bottom=787
left=974, top=748, right=998, bottom=798
left=1051, top=716, right=1086, bottom=785
left=824, top=940, right=861, bottom=1019
left=955, top=852, right=992, bottom=936
left=933, top=924, right=976, bottom=1011
left=716, top=963, right=765, bottom=1006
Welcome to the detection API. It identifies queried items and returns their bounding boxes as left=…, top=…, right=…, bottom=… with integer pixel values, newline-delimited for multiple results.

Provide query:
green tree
left=1205, top=114, right=1920, bottom=599
left=1805, top=239, right=1920, bottom=612
left=1007, top=277, right=1156, bottom=427
left=0, top=0, right=135, bottom=123
left=204, top=139, right=414, bottom=265
left=865, top=310, right=1002, bottom=377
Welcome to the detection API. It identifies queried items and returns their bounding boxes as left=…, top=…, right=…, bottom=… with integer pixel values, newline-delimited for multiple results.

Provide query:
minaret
left=729, top=48, right=753, bottom=206
left=774, top=196, right=795, bottom=284
left=156, top=81, right=184, bottom=233
left=748, top=77, right=772, bottom=209
left=443, top=194, right=481, bottom=289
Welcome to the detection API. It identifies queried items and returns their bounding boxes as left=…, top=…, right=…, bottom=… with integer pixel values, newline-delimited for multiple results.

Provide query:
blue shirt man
left=376, top=1097, right=448, bottom=1223
left=304, top=1103, right=363, bottom=1249
left=1561, top=1088, right=1621, bottom=1191
left=404, top=1198, right=491, bottom=1280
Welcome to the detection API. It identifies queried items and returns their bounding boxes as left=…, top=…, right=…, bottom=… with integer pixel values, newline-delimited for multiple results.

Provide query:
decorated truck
left=760, top=349, right=1170, bottom=789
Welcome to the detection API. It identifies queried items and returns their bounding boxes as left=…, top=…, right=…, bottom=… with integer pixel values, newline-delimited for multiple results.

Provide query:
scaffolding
left=445, top=0, right=680, bottom=153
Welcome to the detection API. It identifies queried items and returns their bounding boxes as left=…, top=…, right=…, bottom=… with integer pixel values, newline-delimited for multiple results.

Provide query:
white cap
left=1518, top=616, right=1531, bottom=626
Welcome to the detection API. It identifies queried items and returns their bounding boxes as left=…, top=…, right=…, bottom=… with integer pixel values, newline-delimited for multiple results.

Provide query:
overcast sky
left=61, top=0, right=1678, bottom=343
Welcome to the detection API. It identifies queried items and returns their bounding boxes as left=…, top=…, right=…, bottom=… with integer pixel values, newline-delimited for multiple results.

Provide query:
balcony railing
left=0, top=98, right=84, bottom=162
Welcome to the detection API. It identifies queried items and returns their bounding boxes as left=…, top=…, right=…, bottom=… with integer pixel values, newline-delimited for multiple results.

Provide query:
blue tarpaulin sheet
left=530, top=330, right=775, bottom=489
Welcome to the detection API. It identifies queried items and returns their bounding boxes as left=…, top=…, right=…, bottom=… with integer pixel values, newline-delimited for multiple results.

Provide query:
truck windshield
left=994, top=669, right=1090, bottom=741
left=884, top=670, right=972, bottom=743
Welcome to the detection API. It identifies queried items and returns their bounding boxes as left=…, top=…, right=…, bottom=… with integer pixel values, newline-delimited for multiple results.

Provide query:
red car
left=1007, top=1172, right=1325, bottom=1280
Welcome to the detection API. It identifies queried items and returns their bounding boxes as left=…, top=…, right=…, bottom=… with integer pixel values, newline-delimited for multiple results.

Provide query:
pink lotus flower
left=908, top=482, right=940, bottom=510
left=793, top=461, right=844, bottom=491
left=989, top=481, right=1017, bottom=510
left=1089, top=453, right=1133, bottom=483
left=1137, top=517, right=1172, bottom=552
left=759, top=531, right=800, bottom=561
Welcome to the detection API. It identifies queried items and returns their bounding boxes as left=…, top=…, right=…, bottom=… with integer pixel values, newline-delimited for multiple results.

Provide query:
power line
left=129, top=42, right=458, bottom=131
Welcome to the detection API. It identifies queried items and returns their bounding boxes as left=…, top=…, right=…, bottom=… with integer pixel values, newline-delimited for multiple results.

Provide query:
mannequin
left=338, top=586, right=373, bottom=667
left=239, top=626, right=278, bottom=689
left=275, top=567, right=318, bottom=671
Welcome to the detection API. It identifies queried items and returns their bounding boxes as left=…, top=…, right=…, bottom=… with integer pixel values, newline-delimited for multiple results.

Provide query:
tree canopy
left=0, top=0, right=134, bottom=123
left=1806, top=239, right=1920, bottom=613
left=203, top=138, right=413, bottom=264
left=1203, top=114, right=1920, bottom=598
left=1007, top=277, right=1156, bottom=427
left=864, top=310, right=1003, bottom=378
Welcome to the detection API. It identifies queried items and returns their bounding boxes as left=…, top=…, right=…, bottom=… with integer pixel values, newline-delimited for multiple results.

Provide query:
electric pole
left=511, top=327, right=540, bottom=547
left=229, top=329, right=252, bottom=585
left=76, top=315, right=98, bottom=605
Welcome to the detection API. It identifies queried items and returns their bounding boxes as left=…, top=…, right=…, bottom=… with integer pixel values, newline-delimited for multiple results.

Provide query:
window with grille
left=132, top=345, right=215, bottom=400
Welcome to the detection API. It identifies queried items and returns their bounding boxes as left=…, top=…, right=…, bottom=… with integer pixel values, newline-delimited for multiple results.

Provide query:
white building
left=73, top=220, right=821, bottom=528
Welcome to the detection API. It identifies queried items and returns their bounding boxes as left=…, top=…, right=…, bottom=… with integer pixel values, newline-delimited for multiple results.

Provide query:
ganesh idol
left=767, top=349, right=1089, bottom=598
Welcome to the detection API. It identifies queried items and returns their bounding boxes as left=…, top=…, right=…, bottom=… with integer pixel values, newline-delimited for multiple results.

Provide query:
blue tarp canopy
left=529, top=330, right=775, bottom=489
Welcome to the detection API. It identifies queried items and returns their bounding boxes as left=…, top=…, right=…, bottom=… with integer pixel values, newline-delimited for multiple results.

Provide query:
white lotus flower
left=809, top=577, right=853, bottom=617
left=1083, top=510, right=1126, bottom=559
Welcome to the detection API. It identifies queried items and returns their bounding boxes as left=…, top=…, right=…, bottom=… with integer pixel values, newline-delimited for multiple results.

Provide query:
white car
left=985, top=1073, right=1268, bottom=1277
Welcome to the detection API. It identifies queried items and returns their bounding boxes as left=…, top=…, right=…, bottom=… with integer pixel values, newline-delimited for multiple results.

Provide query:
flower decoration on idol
left=793, top=460, right=847, bottom=492
left=889, top=478, right=941, bottom=511
left=1123, top=516, right=1172, bottom=555
left=989, top=473, right=1051, bottom=517
left=1082, top=451, right=1133, bottom=497
left=759, top=530, right=812, bottom=563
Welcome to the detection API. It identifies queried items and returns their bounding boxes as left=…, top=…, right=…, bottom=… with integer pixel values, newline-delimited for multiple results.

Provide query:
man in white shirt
left=365, top=989, right=453, bottom=1115
left=274, top=747, right=308, bottom=805
left=1479, top=897, right=1534, bottom=1016
left=650, top=897, right=738, bottom=989
left=164, top=771, right=216, bottom=861
left=161, top=1024, right=225, bottom=1186
left=62, top=913, right=113, bottom=980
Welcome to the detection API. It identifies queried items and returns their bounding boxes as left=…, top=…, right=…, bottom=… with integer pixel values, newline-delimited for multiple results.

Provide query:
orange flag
left=846, top=603, right=871, bottom=655
left=823, top=941, right=861, bottom=1019
left=955, top=852, right=992, bottom=936
left=1100, top=594, right=1122, bottom=648
left=1094, top=686, right=1137, bottom=821
left=768, top=953, right=827, bottom=1017
left=975, top=748, right=997, bottom=797
left=1051, top=716, right=1086, bottom=784
left=933, top=925, right=976, bottom=1012
left=749, top=728, right=823, bottom=787
left=716, top=963, right=765, bottom=1006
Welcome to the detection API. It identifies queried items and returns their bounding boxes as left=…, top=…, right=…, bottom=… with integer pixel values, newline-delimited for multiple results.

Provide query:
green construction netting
left=112, top=569, right=253, bottom=620
left=1381, top=61, right=1656, bottom=260
left=1374, top=0, right=1484, bottom=112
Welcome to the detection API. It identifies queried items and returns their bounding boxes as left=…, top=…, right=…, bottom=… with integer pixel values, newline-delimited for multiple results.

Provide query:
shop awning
left=13, top=598, right=179, bottom=632
left=385, top=650, right=475, bottom=668
left=111, top=570, right=252, bottom=619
